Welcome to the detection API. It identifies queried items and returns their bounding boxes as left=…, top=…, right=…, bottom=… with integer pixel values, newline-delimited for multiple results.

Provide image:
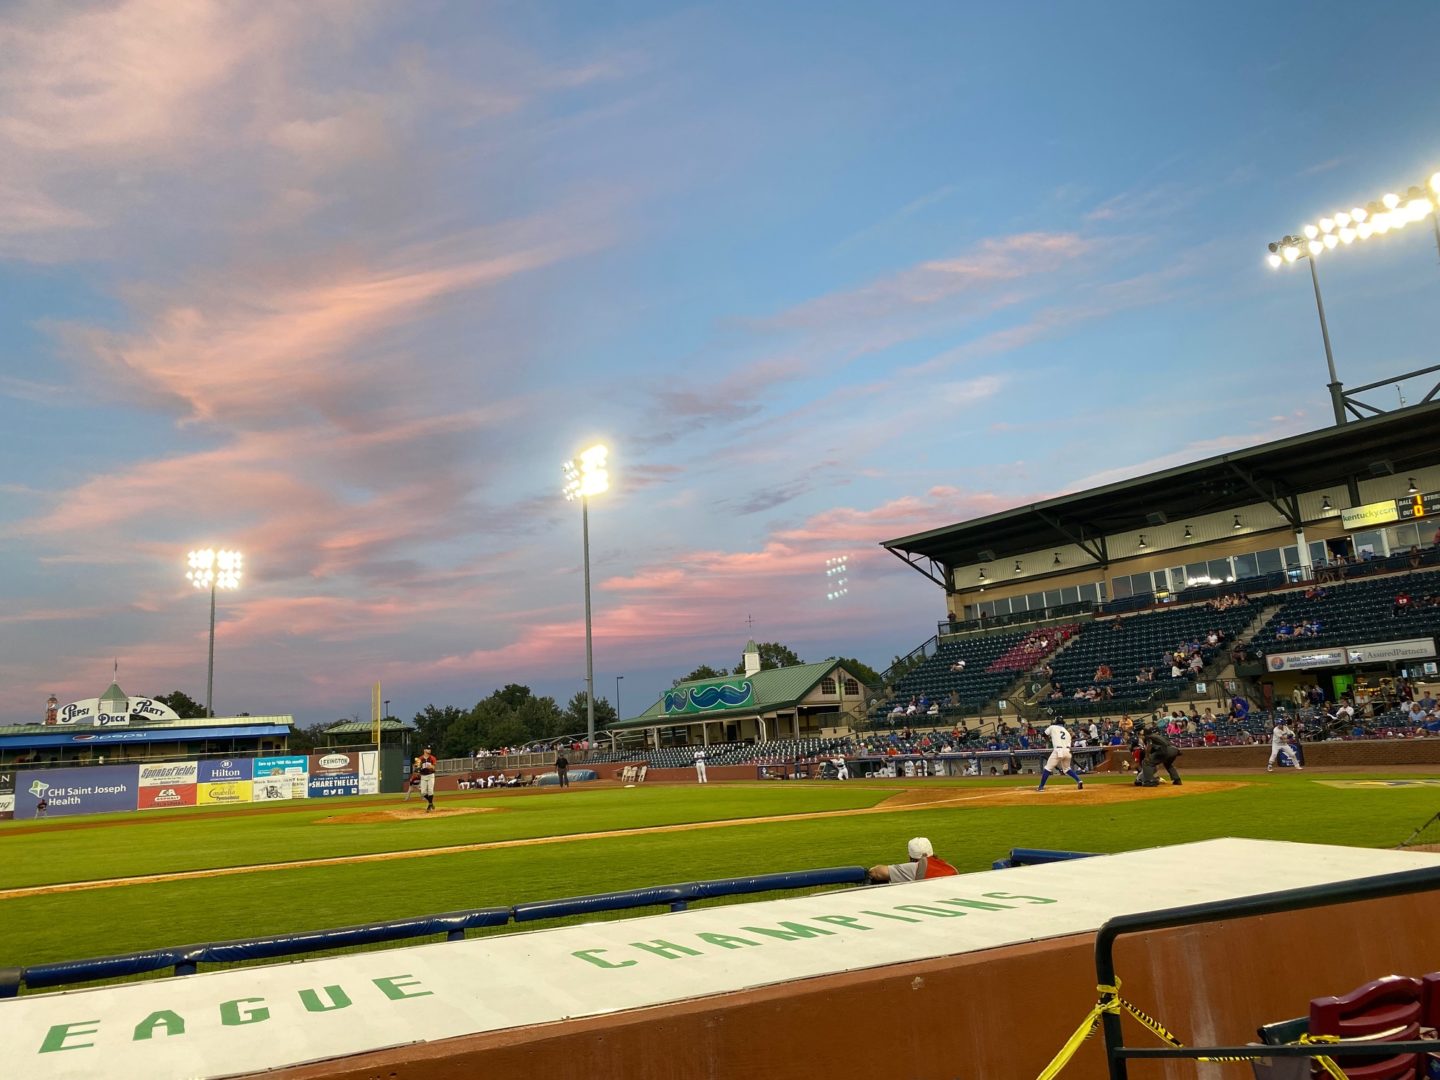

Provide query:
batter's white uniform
left=1044, top=723, right=1073, bottom=772
left=1268, top=724, right=1300, bottom=769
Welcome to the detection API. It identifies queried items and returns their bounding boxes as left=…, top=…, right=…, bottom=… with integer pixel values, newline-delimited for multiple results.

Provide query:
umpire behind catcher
left=1135, top=723, right=1182, bottom=787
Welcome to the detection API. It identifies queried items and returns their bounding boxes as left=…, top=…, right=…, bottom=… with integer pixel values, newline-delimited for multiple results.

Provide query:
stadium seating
left=1253, top=569, right=1440, bottom=656
left=1040, top=600, right=1261, bottom=717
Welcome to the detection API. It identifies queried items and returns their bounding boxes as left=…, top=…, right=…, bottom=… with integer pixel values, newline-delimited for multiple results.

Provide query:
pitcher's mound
left=316, top=806, right=501, bottom=825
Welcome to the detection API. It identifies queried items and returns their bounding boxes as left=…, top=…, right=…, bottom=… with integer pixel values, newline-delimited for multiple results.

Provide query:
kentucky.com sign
left=15, top=765, right=139, bottom=819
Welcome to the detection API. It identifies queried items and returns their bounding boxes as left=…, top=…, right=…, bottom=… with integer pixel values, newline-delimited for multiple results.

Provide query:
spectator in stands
left=1409, top=545, right=1423, bottom=569
left=1407, top=701, right=1427, bottom=728
left=1394, top=591, right=1413, bottom=616
left=950, top=658, right=967, bottom=673
left=890, top=702, right=905, bottom=718
left=1094, top=662, right=1113, bottom=682
left=905, top=698, right=920, bottom=716
left=1291, top=686, right=1307, bottom=710
left=867, top=837, right=958, bottom=883
left=1308, top=685, right=1325, bottom=709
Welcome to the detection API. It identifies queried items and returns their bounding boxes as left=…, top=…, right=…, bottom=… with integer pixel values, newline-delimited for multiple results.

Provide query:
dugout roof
left=882, top=402, right=1440, bottom=583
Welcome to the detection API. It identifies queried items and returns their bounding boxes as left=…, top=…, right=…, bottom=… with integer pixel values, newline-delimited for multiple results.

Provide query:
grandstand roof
left=613, top=660, right=846, bottom=729
left=883, top=404, right=1440, bottom=578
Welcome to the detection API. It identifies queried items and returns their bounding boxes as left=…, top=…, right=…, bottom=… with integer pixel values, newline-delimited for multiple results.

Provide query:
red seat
left=1310, top=975, right=1424, bottom=1079
left=1423, top=972, right=1440, bottom=1031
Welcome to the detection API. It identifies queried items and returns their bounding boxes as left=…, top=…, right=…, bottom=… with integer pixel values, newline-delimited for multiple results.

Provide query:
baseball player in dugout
left=868, top=837, right=958, bottom=883
left=418, top=746, right=439, bottom=812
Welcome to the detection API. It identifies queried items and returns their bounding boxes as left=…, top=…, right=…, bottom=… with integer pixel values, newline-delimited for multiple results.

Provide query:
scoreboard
left=1397, top=491, right=1440, bottom=520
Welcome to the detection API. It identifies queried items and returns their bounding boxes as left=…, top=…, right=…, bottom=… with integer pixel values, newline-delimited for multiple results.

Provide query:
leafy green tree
left=154, top=690, right=207, bottom=719
left=412, top=704, right=466, bottom=753
left=674, top=664, right=728, bottom=686
left=732, top=642, right=802, bottom=674
left=286, top=722, right=332, bottom=756
left=830, top=656, right=881, bottom=687
left=563, top=691, right=618, bottom=730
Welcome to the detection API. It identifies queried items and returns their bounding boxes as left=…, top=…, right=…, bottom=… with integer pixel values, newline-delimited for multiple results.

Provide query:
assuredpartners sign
left=4, top=840, right=1439, bottom=1080
left=1267, top=637, right=1436, bottom=672
left=0, top=768, right=14, bottom=821
left=14, top=765, right=139, bottom=819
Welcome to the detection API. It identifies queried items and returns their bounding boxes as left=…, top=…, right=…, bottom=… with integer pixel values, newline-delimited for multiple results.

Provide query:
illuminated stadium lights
left=1265, top=231, right=1342, bottom=424
left=1232, top=515, right=1243, bottom=531
left=825, top=555, right=849, bottom=600
left=1183, top=525, right=1193, bottom=539
left=185, top=548, right=243, bottom=718
left=561, top=443, right=611, bottom=744
left=1137, top=534, right=1147, bottom=550
left=1268, top=172, right=1440, bottom=276
left=1409, top=477, right=1419, bottom=494
left=1014, top=560, right=1023, bottom=574
left=1053, top=552, right=1062, bottom=566
left=1322, top=495, right=1333, bottom=512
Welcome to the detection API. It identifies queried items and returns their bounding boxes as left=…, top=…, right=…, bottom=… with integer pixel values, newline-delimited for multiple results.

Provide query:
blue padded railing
left=512, top=866, right=869, bottom=922
left=2, top=866, right=869, bottom=998
left=991, top=848, right=1100, bottom=870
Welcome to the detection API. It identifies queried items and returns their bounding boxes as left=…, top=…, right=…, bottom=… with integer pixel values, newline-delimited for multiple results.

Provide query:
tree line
left=151, top=641, right=884, bottom=761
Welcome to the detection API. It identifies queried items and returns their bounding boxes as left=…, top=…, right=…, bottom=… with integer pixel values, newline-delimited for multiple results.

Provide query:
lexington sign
left=3, top=839, right=1438, bottom=1079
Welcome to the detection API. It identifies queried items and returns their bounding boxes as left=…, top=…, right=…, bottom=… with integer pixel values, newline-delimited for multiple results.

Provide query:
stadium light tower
left=562, top=444, right=610, bottom=747
left=185, top=548, right=243, bottom=718
left=1265, top=234, right=1344, bottom=425
left=1267, top=170, right=1440, bottom=426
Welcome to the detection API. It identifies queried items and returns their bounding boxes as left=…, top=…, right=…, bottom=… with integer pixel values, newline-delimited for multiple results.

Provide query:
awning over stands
left=882, top=402, right=1440, bottom=580
left=0, top=722, right=292, bottom=749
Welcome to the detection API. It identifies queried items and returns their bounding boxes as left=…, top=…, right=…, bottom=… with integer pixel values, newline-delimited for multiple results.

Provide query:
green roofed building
left=612, top=652, right=872, bottom=747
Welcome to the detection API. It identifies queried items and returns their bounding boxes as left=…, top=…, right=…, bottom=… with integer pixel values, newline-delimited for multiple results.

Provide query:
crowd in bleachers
left=1253, top=568, right=1440, bottom=656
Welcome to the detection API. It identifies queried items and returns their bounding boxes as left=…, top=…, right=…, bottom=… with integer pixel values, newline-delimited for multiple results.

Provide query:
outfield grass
left=2, top=773, right=1436, bottom=969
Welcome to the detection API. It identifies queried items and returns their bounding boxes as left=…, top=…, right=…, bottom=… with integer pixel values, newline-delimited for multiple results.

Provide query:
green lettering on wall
left=132, top=1010, right=185, bottom=1041
left=812, top=915, right=873, bottom=931
left=938, top=897, right=1013, bottom=911
left=895, top=904, right=966, bottom=919
left=695, top=932, right=761, bottom=950
left=741, top=921, right=837, bottom=941
left=299, top=986, right=353, bottom=1013
left=983, top=891, right=1057, bottom=905
left=572, top=949, right=638, bottom=970
left=630, top=939, right=703, bottom=960
left=220, top=998, right=270, bottom=1026
left=39, top=1021, right=100, bottom=1054
left=860, top=909, right=923, bottom=924
left=373, top=975, right=433, bottom=1001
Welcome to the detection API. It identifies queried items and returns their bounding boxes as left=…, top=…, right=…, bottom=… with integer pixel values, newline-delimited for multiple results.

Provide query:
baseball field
left=3, top=770, right=1438, bottom=977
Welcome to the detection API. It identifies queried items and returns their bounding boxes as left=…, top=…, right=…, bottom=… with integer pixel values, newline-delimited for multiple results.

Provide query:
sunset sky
left=3, top=1, right=1440, bottom=727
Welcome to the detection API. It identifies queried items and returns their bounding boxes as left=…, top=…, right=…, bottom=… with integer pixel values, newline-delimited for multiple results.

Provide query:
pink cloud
left=756, top=232, right=1093, bottom=334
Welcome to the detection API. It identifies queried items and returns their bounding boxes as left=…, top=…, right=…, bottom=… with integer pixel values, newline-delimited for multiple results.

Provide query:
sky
left=3, top=0, right=1440, bottom=729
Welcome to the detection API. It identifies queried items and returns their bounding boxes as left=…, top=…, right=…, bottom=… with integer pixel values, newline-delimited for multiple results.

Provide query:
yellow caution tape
left=1035, top=981, right=1389, bottom=1079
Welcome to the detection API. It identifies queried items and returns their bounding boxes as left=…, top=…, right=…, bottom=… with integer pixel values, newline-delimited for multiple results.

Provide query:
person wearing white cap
left=867, top=837, right=959, bottom=883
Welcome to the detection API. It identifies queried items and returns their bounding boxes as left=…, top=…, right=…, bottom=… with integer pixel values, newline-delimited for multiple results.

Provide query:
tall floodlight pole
left=185, top=548, right=243, bottom=718
left=616, top=674, right=624, bottom=721
left=562, top=445, right=610, bottom=747
left=1267, top=172, right=1440, bottom=425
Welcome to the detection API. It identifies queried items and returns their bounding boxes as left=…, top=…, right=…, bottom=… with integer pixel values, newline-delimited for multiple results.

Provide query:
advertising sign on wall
left=308, top=751, right=359, bottom=798
left=662, top=678, right=754, bottom=716
left=255, top=755, right=309, bottom=801
left=1267, top=637, right=1436, bottom=672
left=197, top=781, right=253, bottom=805
left=198, top=758, right=253, bottom=784
left=359, top=750, right=380, bottom=795
left=1, top=770, right=15, bottom=820
left=14, top=764, right=139, bottom=819
left=138, top=761, right=199, bottom=787
left=138, top=783, right=198, bottom=810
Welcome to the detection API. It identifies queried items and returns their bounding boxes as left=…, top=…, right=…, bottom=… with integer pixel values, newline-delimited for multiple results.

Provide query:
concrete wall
left=265, top=891, right=1440, bottom=1080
